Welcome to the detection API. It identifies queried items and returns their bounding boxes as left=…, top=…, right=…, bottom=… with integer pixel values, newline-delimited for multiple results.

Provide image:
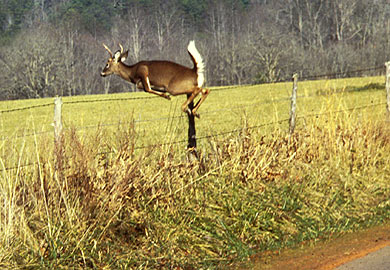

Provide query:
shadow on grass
left=316, top=82, right=384, bottom=96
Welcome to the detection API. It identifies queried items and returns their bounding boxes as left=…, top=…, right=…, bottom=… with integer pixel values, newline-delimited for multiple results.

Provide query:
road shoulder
left=233, top=223, right=390, bottom=270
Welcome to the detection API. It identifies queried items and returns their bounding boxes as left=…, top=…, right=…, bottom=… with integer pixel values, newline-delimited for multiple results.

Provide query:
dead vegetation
left=1, top=105, right=390, bottom=269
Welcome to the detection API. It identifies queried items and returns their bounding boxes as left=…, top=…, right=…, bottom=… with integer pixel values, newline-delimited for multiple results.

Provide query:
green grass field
left=0, top=76, right=386, bottom=153
left=0, top=76, right=390, bottom=269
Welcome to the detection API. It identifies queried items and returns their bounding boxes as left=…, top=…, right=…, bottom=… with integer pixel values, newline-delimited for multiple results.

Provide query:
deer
left=100, top=41, right=209, bottom=117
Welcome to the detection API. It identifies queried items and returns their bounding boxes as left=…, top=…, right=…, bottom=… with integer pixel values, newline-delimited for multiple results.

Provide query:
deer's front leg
left=136, top=80, right=144, bottom=90
left=141, top=77, right=171, bottom=100
left=136, top=80, right=166, bottom=92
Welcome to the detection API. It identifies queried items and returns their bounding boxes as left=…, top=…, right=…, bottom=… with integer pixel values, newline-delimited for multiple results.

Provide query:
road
left=335, top=246, right=390, bottom=270
left=236, top=223, right=390, bottom=270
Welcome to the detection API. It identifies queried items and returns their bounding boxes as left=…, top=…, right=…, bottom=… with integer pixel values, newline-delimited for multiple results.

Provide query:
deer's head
left=100, top=44, right=129, bottom=77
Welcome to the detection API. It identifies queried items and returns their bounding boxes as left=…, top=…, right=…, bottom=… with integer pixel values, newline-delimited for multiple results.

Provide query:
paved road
left=335, top=246, right=390, bottom=270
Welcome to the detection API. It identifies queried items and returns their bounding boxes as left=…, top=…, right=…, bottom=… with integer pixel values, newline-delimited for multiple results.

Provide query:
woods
left=0, top=0, right=389, bottom=100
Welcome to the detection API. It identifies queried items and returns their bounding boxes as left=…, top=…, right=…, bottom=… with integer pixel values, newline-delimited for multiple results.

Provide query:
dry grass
left=1, top=103, right=390, bottom=269
left=0, top=77, right=390, bottom=268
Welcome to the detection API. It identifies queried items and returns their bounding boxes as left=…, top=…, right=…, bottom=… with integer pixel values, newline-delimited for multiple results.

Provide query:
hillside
left=1, top=0, right=390, bottom=99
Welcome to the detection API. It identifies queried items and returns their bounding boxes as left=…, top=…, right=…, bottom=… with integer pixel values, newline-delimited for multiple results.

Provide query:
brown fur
left=101, top=44, right=209, bottom=117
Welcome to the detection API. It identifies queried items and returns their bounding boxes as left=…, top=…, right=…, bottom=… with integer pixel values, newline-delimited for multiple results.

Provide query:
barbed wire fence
left=0, top=64, right=389, bottom=171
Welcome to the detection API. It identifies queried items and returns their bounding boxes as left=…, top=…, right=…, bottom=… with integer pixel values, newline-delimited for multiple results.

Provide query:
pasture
left=0, top=76, right=386, bottom=159
left=0, top=76, right=390, bottom=269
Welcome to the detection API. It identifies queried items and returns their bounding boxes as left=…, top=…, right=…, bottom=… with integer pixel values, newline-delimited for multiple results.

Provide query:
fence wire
left=0, top=66, right=388, bottom=171
left=63, top=95, right=160, bottom=105
left=299, top=66, right=384, bottom=81
left=0, top=102, right=53, bottom=114
left=0, top=65, right=385, bottom=116
left=0, top=100, right=386, bottom=172
left=133, top=102, right=384, bottom=151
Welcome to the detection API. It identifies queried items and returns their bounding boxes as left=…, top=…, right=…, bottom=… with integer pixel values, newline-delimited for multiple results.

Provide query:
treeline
left=0, top=0, right=389, bottom=100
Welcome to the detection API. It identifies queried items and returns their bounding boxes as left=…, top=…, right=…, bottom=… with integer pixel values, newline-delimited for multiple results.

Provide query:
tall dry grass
left=1, top=100, right=390, bottom=269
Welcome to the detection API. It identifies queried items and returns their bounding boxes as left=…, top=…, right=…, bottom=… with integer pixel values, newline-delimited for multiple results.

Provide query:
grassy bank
left=0, top=77, right=390, bottom=268
left=1, top=108, right=390, bottom=269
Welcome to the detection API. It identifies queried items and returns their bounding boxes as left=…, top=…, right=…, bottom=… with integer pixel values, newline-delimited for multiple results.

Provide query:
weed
left=0, top=77, right=389, bottom=268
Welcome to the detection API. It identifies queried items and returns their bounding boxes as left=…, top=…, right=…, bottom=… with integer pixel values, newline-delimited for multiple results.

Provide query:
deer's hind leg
left=181, top=87, right=202, bottom=115
left=192, top=88, right=210, bottom=116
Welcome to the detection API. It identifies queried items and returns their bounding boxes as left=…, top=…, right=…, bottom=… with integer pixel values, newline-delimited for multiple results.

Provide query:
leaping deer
left=101, top=41, right=209, bottom=117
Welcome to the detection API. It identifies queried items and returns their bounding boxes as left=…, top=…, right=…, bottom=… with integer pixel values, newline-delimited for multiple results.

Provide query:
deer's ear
left=120, top=50, right=128, bottom=62
left=113, top=51, right=121, bottom=62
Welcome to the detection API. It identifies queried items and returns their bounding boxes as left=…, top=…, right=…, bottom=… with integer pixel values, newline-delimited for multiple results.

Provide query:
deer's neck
left=118, top=63, right=136, bottom=83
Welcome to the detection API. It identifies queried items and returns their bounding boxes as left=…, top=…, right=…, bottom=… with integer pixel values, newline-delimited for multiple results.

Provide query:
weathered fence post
left=53, top=96, right=64, bottom=173
left=187, top=100, right=198, bottom=161
left=385, top=62, right=390, bottom=116
left=54, top=96, right=63, bottom=141
left=289, top=73, right=298, bottom=138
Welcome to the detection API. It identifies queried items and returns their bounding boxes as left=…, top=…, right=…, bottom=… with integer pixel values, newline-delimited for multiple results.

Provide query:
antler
left=102, top=43, right=113, bottom=58
left=119, top=43, right=124, bottom=54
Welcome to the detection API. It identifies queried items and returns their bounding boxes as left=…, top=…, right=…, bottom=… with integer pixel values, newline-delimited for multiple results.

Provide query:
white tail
left=187, top=40, right=205, bottom=88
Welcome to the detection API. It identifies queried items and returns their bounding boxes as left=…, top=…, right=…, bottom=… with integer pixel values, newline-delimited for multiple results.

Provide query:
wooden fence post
left=289, top=73, right=298, bottom=137
left=385, top=62, right=390, bottom=115
left=54, top=96, right=63, bottom=141
left=187, top=100, right=198, bottom=161
left=53, top=96, right=64, bottom=174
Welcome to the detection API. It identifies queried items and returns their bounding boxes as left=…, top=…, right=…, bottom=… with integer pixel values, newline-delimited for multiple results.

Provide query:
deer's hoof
left=186, top=108, right=200, bottom=118
left=164, top=95, right=171, bottom=100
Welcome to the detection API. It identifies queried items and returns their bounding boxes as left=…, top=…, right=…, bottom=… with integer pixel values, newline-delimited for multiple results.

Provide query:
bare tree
left=0, top=24, right=64, bottom=99
left=112, top=5, right=148, bottom=63
left=206, top=1, right=243, bottom=85
left=152, top=1, right=182, bottom=56
left=327, top=0, right=358, bottom=42
left=277, top=0, right=327, bottom=49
